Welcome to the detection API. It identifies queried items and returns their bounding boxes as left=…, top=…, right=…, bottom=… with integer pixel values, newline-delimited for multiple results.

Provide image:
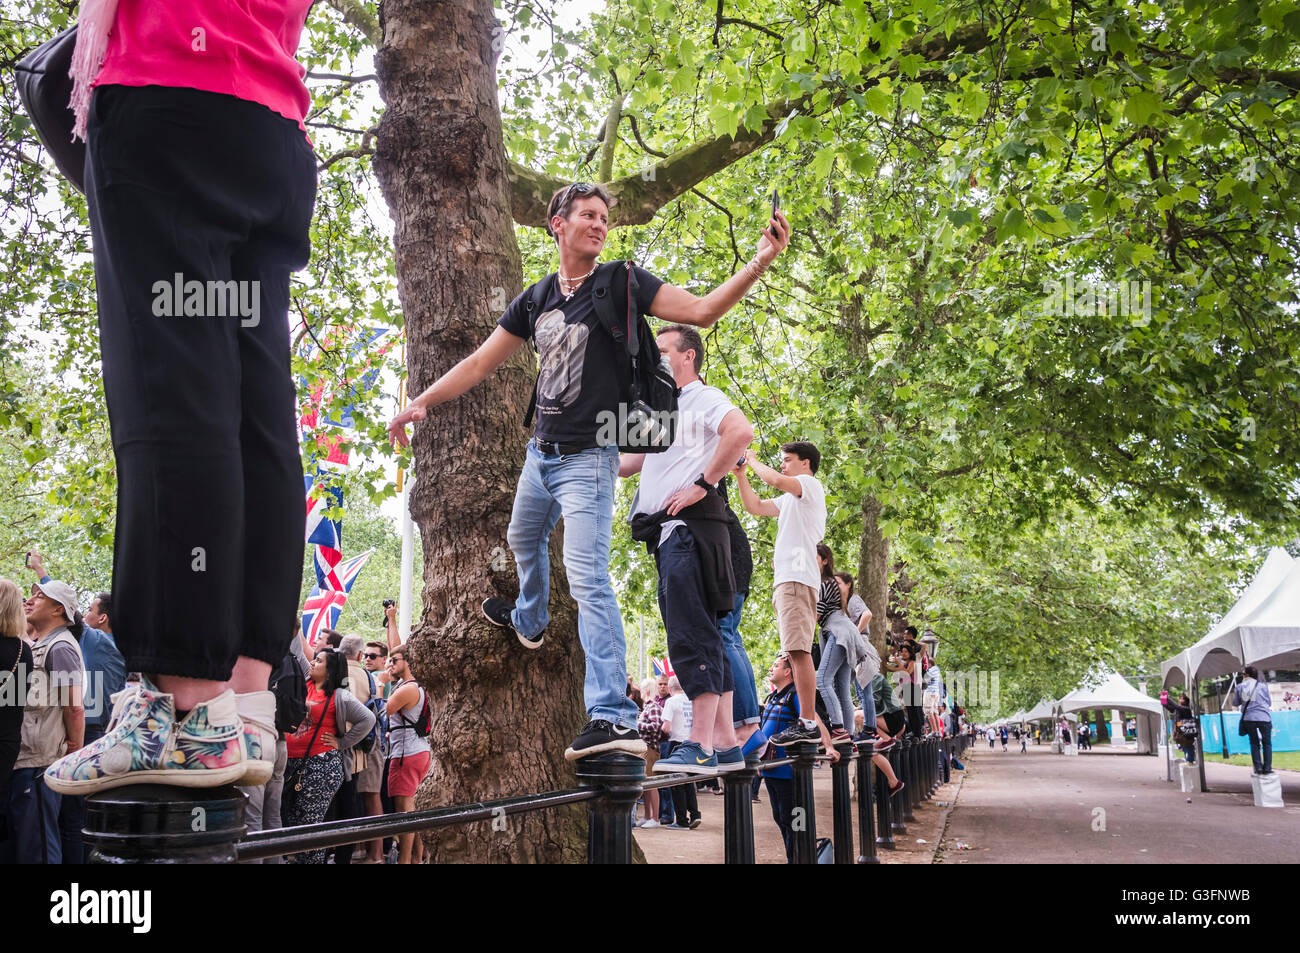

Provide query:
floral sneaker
left=44, top=676, right=248, bottom=795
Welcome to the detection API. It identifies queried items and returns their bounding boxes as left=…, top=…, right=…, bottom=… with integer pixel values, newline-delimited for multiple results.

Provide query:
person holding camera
left=1160, top=690, right=1196, bottom=764
left=1232, top=667, right=1273, bottom=775
left=387, top=183, right=789, bottom=762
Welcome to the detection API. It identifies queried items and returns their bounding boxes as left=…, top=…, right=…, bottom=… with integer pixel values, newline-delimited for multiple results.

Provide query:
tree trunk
left=372, top=0, right=588, bottom=862
left=858, top=495, right=890, bottom=658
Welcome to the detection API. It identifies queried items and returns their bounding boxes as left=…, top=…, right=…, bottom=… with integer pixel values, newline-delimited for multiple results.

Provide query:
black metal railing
left=81, top=732, right=974, bottom=864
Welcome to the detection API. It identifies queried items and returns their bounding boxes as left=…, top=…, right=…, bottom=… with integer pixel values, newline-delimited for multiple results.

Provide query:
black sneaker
left=481, top=597, right=543, bottom=650
left=770, top=721, right=820, bottom=747
left=564, top=719, right=647, bottom=761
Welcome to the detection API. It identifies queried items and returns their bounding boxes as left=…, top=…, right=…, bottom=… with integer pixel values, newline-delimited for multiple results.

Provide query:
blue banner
left=1198, top=710, right=1300, bottom=754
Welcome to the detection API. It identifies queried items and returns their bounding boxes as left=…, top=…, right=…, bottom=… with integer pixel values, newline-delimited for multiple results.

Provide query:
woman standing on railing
left=814, top=545, right=856, bottom=745
left=283, top=648, right=374, bottom=864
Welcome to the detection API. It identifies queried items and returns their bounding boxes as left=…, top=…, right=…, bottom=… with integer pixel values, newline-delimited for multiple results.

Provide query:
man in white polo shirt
left=734, top=439, right=826, bottom=746
left=622, top=324, right=755, bottom=773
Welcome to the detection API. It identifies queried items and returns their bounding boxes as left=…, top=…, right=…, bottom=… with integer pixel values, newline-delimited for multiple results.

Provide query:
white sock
left=800, top=718, right=817, bottom=730
left=234, top=690, right=275, bottom=727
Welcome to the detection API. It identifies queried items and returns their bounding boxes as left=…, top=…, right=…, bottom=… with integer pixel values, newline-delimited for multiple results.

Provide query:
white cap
left=35, top=579, right=78, bottom=623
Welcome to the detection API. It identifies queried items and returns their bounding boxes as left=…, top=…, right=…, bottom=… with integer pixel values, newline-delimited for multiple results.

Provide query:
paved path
left=938, top=743, right=1300, bottom=863
left=635, top=753, right=966, bottom=864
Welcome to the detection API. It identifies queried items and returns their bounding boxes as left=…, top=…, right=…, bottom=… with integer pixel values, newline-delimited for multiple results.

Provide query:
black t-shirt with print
left=498, top=264, right=664, bottom=444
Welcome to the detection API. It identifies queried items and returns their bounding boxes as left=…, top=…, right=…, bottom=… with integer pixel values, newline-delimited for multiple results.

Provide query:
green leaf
left=901, top=82, right=924, bottom=113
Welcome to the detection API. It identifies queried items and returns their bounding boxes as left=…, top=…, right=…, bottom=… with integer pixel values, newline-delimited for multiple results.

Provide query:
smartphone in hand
left=770, top=189, right=780, bottom=220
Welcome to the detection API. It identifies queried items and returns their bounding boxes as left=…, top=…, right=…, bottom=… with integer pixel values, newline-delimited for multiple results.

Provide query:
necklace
left=558, top=263, right=597, bottom=299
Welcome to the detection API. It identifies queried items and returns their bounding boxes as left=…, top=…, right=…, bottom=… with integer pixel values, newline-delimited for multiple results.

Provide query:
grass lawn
left=1208, top=751, right=1300, bottom=772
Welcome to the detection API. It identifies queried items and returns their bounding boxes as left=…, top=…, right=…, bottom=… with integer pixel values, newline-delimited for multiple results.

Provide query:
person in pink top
left=45, top=1, right=319, bottom=797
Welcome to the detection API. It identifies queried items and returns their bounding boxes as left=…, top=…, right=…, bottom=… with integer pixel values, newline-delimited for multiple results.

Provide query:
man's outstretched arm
left=388, top=326, right=526, bottom=447
left=649, top=210, right=791, bottom=328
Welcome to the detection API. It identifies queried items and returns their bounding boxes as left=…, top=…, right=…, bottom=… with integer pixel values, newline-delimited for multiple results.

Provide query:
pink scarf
left=68, top=0, right=120, bottom=142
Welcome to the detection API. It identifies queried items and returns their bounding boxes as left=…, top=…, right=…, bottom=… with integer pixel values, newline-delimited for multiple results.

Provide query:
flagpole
left=396, top=335, right=415, bottom=642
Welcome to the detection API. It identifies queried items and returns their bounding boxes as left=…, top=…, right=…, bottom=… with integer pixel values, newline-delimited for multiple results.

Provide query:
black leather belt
left=535, top=438, right=600, bottom=455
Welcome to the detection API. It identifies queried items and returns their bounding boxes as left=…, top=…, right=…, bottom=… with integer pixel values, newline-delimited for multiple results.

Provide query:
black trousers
left=85, top=85, right=317, bottom=679
left=655, top=528, right=732, bottom=699
left=764, top=776, right=795, bottom=863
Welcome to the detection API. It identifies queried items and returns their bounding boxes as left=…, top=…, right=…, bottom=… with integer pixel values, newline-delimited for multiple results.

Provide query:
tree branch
left=598, top=94, right=625, bottom=183
left=324, top=0, right=381, bottom=45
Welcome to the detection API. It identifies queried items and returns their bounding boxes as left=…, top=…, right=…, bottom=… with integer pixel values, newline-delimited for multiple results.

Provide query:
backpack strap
left=521, top=273, right=557, bottom=429
left=591, top=261, right=638, bottom=402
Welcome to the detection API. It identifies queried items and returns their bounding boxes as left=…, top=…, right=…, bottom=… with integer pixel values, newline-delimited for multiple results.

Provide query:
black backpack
left=523, top=261, right=680, bottom=452
left=391, top=684, right=432, bottom=739
left=270, top=651, right=308, bottom=735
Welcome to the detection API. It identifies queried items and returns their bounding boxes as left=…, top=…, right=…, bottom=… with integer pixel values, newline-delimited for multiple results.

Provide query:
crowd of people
left=0, top=543, right=434, bottom=864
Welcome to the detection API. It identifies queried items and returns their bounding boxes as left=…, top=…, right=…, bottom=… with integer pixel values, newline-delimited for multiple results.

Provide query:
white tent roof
left=1057, top=671, right=1161, bottom=716
left=1160, top=547, right=1295, bottom=687
left=1220, top=559, right=1300, bottom=672
left=1024, top=698, right=1056, bottom=721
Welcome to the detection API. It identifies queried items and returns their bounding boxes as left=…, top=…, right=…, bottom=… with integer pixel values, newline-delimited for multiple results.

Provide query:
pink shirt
left=94, top=0, right=314, bottom=127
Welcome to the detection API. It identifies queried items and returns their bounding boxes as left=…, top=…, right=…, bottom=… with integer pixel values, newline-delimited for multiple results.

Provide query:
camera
left=380, top=598, right=396, bottom=629
left=624, top=400, right=672, bottom=449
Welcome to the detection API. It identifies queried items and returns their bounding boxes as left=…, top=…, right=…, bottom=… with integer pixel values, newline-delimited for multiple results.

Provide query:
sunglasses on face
left=364, top=653, right=382, bottom=660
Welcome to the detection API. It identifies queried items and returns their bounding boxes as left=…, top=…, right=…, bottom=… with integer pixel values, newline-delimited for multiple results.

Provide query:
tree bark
left=371, top=0, right=589, bottom=862
left=858, top=495, right=890, bottom=658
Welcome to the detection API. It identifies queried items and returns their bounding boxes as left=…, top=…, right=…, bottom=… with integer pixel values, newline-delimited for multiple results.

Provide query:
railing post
left=856, top=742, right=879, bottom=863
left=722, top=763, right=757, bottom=864
left=889, top=745, right=907, bottom=835
left=927, top=736, right=937, bottom=796
left=901, top=737, right=918, bottom=822
left=875, top=748, right=895, bottom=849
left=85, top=784, right=246, bottom=863
left=575, top=753, right=645, bottom=864
left=789, top=741, right=819, bottom=864
left=941, top=736, right=951, bottom=784
left=831, top=740, right=854, bottom=864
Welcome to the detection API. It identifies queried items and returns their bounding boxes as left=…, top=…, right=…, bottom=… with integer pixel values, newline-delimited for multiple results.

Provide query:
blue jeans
left=718, top=592, right=760, bottom=728
left=7, top=767, right=62, bottom=864
left=816, top=619, right=854, bottom=732
left=507, top=441, right=637, bottom=728
left=853, top=673, right=877, bottom=736
left=1243, top=721, right=1272, bottom=774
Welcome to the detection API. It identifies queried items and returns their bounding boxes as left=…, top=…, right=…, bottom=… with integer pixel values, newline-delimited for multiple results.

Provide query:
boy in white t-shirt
left=734, top=441, right=826, bottom=747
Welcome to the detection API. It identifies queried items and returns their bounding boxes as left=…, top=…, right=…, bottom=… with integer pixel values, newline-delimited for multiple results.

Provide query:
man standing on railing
left=624, top=325, right=755, bottom=775
left=387, top=183, right=789, bottom=763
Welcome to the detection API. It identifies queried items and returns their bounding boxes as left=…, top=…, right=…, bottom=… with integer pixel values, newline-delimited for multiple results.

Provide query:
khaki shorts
left=355, top=746, right=383, bottom=794
left=773, top=581, right=817, bottom=654
left=923, top=691, right=941, bottom=717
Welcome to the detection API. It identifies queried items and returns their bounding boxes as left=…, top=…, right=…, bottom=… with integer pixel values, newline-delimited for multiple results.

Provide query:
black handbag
left=14, top=26, right=87, bottom=193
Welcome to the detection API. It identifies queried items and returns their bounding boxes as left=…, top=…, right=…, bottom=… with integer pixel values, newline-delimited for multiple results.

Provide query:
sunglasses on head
left=552, top=182, right=595, bottom=219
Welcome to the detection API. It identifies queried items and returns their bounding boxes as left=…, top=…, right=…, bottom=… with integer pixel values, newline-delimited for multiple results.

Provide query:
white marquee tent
left=1217, top=559, right=1300, bottom=673
left=1057, top=671, right=1162, bottom=754
left=1023, top=698, right=1056, bottom=721
left=1161, top=547, right=1295, bottom=687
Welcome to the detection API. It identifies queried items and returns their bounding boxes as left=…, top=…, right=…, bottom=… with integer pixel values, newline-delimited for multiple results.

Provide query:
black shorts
left=881, top=710, right=905, bottom=736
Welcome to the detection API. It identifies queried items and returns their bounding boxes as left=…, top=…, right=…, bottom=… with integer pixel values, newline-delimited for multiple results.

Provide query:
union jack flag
left=651, top=656, right=674, bottom=677
left=301, top=549, right=375, bottom=648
